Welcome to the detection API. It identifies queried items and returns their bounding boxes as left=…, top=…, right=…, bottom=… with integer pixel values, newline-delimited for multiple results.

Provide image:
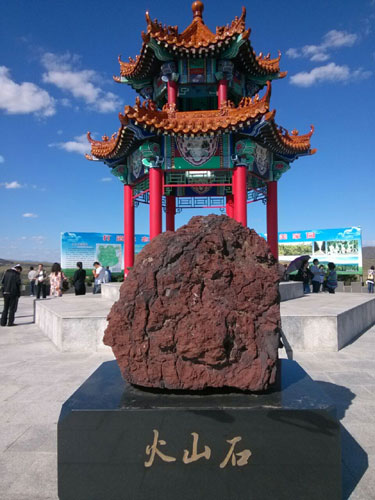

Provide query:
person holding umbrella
left=286, top=255, right=313, bottom=293
left=286, top=254, right=311, bottom=275
left=296, top=260, right=314, bottom=293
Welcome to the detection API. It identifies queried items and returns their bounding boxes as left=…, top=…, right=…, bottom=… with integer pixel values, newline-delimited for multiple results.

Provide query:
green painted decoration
left=271, top=160, right=290, bottom=181
left=111, top=165, right=128, bottom=184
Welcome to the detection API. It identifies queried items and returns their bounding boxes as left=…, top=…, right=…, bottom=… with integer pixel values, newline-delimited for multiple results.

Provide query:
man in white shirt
left=92, top=261, right=106, bottom=294
left=28, top=266, right=37, bottom=296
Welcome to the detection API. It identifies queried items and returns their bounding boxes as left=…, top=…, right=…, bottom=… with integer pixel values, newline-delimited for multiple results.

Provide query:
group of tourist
left=27, top=261, right=112, bottom=298
left=296, top=259, right=338, bottom=294
left=1, top=260, right=112, bottom=327
left=294, top=259, right=375, bottom=294
left=27, top=263, right=69, bottom=299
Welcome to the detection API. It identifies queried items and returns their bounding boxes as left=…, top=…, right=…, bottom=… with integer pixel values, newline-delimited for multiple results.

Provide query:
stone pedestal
left=58, top=360, right=342, bottom=500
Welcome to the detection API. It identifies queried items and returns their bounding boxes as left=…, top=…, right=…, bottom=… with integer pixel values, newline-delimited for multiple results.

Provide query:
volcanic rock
left=104, top=214, right=281, bottom=391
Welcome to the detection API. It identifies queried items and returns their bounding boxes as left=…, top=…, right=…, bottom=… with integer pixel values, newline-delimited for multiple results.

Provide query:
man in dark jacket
left=1, top=265, right=22, bottom=327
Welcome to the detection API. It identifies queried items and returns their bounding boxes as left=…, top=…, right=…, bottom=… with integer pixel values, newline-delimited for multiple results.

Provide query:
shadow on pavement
left=315, top=380, right=368, bottom=499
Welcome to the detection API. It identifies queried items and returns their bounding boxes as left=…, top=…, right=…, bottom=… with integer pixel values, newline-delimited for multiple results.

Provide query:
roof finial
left=192, top=1, right=204, bottom=20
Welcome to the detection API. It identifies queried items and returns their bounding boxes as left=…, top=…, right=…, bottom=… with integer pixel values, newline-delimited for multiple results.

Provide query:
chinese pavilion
left=86, top=1, right=315, bottom=275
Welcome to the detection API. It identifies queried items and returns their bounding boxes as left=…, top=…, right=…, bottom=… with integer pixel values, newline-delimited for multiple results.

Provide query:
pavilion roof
left=114, top=2, right=285, bottom=82
left=86, top=124, right=135, bottom=161
left=259, top=111, right=316, bottom=156
left=124, top=82, right=271, bottom=134
left=86, top=82, right=315, bottom=162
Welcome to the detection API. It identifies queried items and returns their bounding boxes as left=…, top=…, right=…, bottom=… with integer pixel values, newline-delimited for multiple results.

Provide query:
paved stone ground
left=0, top=297, right=113, bottom=500
left=0, top=296, right=374, bottom=499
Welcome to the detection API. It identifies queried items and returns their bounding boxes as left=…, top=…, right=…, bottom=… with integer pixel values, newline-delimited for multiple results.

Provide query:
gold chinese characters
left=144, top=430, right=251, bottom=468
left=145, top=430, right=177, bottom=468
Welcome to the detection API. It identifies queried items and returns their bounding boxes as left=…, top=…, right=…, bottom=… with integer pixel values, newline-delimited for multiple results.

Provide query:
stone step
left=281, top=293, right=375, bottom=352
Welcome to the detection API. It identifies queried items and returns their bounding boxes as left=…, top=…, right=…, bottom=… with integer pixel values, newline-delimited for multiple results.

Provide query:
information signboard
left=61, top=232, right=149, bottom=273
left=62, top=227, right=362, bottom=276
left=267, top=226, right=362, bottom=274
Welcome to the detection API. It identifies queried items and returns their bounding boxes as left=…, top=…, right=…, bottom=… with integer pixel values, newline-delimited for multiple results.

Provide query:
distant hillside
left=363, top=247, right=375, bottom=259
left=0, top=258, right=12, bottom=267
left=0, top=258, right=54, bottom=285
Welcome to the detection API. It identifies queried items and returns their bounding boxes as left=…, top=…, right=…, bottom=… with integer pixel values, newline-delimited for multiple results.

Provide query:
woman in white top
left=49, top=262, right=65, bottom=297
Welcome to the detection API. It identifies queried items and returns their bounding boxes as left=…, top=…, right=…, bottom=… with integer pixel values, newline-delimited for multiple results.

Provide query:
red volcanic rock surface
left=104, top=215, right=281, bottom=391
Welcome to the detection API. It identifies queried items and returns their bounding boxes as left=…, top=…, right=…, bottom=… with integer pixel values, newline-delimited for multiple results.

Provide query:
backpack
left=368, top=270, right=374, bottom=282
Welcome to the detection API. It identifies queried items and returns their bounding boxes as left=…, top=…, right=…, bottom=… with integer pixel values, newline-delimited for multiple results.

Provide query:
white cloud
left=41, top=53, right=121, bottom=113
left=1, top=181, right=22, bottom=189
left=290, top=62, right=372, bottom=87
left=286, top=48, right=300, bottom=59
left=323, top=30, right=357, bottom=48
left=309, top=52, right=330, bottom=62
left=23, top=213, right=38, bottom=218
left=351, top=68, right=373, bottom=79
left=50, top=133, right=89, bottom=155
left=0, top=66, right=55, bottom=117
left=101, top=177, right=112, bottom=182
left=286, top=29, right=358, bottom=62
left=31, top=235, right=45, bottom=241
left=0, top=155, right=4, bottom=164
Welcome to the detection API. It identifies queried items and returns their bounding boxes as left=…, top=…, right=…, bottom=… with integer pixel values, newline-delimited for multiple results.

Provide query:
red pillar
left=234, top=166, right=247, bottom=227
left=167, top=80, right=178, bottom=106
left=124, top=184, right=134, bottom=277
left=149, top=168, right=163, bottom=240
left=226, top=194, right=234, bottom=218
left=166, top=195, right=176, bottom=231
left=267, top=181, right=279, bottom=260
left=218, top=79, right=228, bottom=108
left=232, top=169, right=237, bottom=221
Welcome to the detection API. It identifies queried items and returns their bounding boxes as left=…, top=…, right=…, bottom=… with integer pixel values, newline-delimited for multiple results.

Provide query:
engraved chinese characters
left=183, top=432, right=211, bottom=464
left=144, top=430, right=177, bottom=467
left=144, top=429, right=251, bottom=468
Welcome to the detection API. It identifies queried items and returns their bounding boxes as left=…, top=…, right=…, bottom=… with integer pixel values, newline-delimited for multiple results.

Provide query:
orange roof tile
left=115, top=2, right=282, bottom=81
left=86, top=120, right=137, bottom=161
left=256, top=52, right=284, bottom=75
left=123, top=81, right=271, bottom=135
left=87, top=83, right=314, bottom=161
left=142, top=2, right=248, bottom=49
left=87, top=131, right=119, bottom=158
left=261, top=111, right=316, bottom=155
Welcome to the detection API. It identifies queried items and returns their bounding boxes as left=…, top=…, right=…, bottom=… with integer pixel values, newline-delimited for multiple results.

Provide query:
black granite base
left=58, top=360, right=341, bottom=500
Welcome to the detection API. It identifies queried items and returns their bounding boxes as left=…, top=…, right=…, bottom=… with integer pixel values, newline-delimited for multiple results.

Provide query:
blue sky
left=1, top=0, right=374, bottom=262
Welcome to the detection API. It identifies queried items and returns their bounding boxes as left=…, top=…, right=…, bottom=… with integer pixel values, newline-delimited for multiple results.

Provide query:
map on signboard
left=96, top=244, right=122, bottom=271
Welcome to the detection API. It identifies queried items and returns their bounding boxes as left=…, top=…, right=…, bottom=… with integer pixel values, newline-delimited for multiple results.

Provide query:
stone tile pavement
left=0, top=296, right=374, bottom=499
left=280, top=329, right=375, bottom=499
left=0, top=297, right=113, bottom=500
